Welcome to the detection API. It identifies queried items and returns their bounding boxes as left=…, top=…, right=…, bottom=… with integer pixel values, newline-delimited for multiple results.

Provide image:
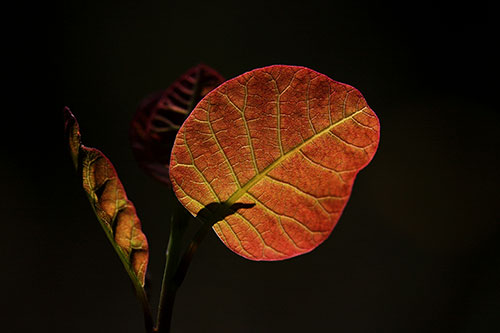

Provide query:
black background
left=3, top=1, right=498, bottom=332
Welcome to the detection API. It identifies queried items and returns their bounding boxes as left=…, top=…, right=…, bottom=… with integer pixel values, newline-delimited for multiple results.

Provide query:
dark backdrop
left=3, top=1, right=498, bottom=332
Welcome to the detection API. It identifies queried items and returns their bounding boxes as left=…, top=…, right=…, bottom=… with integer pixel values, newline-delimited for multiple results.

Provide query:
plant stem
left=155, top=194, right=225, bottom=332
left=133, top=280, right=155, bottom=333
left=173, top=220, right=211, bottom=286
left=156, top=196, right=189, bottom=333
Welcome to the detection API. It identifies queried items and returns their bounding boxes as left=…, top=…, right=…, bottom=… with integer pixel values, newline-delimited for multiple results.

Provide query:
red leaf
left=130, top=64, right=224, bottom=185
left=169, top=65, right=380, bottom=261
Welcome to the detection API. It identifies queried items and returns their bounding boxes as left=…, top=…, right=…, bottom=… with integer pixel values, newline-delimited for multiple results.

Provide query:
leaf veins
left=169, top=65, right=380, bottom=261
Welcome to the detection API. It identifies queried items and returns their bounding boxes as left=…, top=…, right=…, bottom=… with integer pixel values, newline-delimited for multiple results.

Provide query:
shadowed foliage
left=130, top=64, right=224, bottom=185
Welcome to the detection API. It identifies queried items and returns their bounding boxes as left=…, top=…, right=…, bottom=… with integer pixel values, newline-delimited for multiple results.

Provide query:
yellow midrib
left=225, top=107, right=366, bottom=206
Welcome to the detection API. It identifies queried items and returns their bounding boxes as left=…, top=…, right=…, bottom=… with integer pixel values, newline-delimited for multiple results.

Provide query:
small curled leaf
left=170, top=65, right=380, bottom=261
left=64, top=107, right=149, bottom=286
left=130, top=64, right=224, bottom=185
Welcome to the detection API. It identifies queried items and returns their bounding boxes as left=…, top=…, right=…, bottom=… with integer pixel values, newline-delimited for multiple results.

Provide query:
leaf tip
left=63, top=107, right=82, bottom=170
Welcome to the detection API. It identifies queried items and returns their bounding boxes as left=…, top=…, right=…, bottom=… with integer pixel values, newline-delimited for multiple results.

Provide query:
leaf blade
left=169, top=65, right=380, bottom=261
left=64, top=107, right=149, bottom=285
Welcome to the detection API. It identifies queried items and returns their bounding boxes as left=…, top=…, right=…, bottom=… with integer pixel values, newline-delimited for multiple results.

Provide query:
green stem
left=156, top=196, right=189, bottom=333
left=173, top=219, right=211, bottom=286
left=156, top=193, right=236, bottom=332
left=172, top=202, right=254, bottom=287
left=132, top=275, right=155, bottom=333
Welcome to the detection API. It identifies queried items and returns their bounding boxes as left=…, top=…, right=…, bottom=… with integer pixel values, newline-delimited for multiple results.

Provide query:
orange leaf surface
left=169, top=65, right=380, bottom=261
left=130, top=64, right=224, bottom=185
left=65, top=107, right=149, bottom=285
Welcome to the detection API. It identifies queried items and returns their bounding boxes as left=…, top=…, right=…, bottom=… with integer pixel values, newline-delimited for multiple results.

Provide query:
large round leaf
left=170, top=65, right=380, bottom=261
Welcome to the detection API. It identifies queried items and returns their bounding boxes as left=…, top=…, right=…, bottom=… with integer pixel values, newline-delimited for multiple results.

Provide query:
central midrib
left=225, top=108, right=365, bottom=206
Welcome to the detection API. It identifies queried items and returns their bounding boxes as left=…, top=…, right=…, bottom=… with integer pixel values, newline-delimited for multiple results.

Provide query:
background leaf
left=170, top=65, right=380, bottom=261
left=64, top=107, right=149, bottom=286
left=130, top=64, right=224, bottom=185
